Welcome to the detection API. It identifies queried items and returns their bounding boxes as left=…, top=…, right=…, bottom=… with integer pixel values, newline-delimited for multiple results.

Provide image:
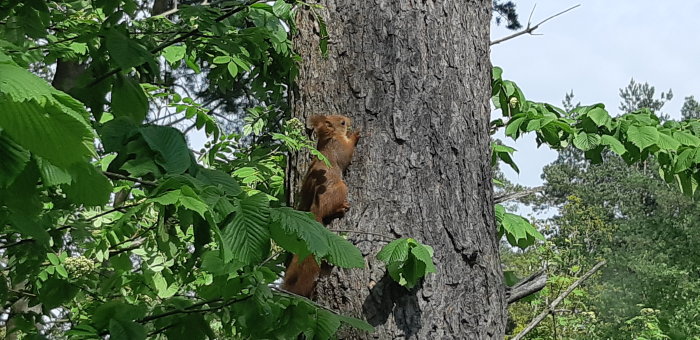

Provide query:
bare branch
left=329, top=229, right=395, bottom=240
left=103, top=171, right=157, bottom=187
left=494, top=186, right=544, bottom=204
left=512, top=260, right=606, bottom=340
left=506, top=269, right=547, bottom=304
left=491, top=4, right=581, bottom=46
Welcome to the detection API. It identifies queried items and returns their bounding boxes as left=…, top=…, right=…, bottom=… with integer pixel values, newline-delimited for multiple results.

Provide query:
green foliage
left=0, top=1, right=373, bottom=338
left=377, top=238, right=436, bottom=289
left=495, top=204, right=544, bottom=249
left=504, top=80, right=700, bottom=339
left=492, top=66, right=700, bottom=197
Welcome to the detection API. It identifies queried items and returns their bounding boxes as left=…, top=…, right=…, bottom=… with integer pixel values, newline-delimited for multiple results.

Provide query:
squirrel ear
left=308, top=115, right=326, bottom=130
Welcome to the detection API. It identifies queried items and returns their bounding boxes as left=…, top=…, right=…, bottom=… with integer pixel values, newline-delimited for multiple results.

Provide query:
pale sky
left=491, top=0, right=700, bottom=187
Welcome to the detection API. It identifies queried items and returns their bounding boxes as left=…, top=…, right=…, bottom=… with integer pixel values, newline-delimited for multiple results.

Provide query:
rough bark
left=290, top=1, right=505, bottom=338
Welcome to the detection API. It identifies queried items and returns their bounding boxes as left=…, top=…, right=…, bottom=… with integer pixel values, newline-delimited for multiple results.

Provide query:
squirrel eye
left=341, top=121, right=346, bottom=126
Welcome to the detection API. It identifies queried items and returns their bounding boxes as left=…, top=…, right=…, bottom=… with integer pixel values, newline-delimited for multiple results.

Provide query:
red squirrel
left=281, top=115, right=360, bottom=298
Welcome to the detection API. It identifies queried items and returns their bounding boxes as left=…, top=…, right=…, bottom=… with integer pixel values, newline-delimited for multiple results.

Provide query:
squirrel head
left=309, top=115, right=351, bottom=138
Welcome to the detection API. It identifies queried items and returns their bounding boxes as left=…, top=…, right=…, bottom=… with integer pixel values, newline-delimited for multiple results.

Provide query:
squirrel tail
left=281, top=254, right=321, bottom=298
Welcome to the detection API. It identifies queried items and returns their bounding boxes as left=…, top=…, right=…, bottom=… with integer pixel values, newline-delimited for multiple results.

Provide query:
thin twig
left=272, top=286, right=342, bottom=316
left=491, top=4, right=581, bottom=45
left=512, top=260, right=606, bottom=340
left=103, top=171, right=157, bottom=187
left=87, top=201, right=144, bottom=221
left=328, top=229, right=394, bottom=240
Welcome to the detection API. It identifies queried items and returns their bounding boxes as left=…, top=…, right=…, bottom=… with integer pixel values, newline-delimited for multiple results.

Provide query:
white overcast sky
left=491, top=0, right=700, bottom=187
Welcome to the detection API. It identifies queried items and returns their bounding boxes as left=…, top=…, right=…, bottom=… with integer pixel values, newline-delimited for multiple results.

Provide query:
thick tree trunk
left=291, top=1, right=505, bottom=339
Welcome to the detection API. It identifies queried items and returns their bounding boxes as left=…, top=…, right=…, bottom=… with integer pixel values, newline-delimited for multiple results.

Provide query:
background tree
left=505, top=81, right=700, bottom=339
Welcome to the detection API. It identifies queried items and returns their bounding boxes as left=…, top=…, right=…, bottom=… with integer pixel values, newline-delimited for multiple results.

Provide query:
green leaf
left=325, top=231, right=364, bottom=268
left=587, top=107, right=611, bottom=127
left=93, top=302, right=147, bottom=331
left=336, top=314, right=375, bottom=332
left=626, top=125, right=659, bottom=150
left=573, top=132, right=601, bottom=151
left=36, top=157, right=72, bottom=186
left=377, top=238, right=410, bottom=263
left=505, top=117, right=526, bottom=138
left=273, top=0, right=293, bottom=17
left=657, top=132, right=681, bottom=151
left=269, top=207, right=329, bottom=259
left=674, top=148, right=697, bottom=173
left=222, top=193, right=270, bottom=265
left=38, top=278, right=78, bottom=309
left=600, top=135, right=626, bottom=155
left=111, top=74, right=148, bottom=123
left=672, top=130, right=700, bottom=146
left=0, top=133, right=30, bottom=187
left=138, top=126, right=193, bottom=174
left=105, top=28, right=153, bottom=70
left=0, top=64, right=95, bottom=167
left=109, top=319, right=146, bottom=340
left=162, top=45, right=186, bottom=64
left=411, top=244, right=437, bottom=274
left=8, top=215, right=49, bottom=246
left=63, top=163, right=112, bottom=206
left=227, top=62, right=238, bottom=78
left=314, top=309, right=341, bottom=340
left=212, top=55, right=231, bottom=64
left=196, top=168, right=242, bottom=196
left=47, top=253, right=60, bottom=265
left=178, top=185, right=209, bottom=217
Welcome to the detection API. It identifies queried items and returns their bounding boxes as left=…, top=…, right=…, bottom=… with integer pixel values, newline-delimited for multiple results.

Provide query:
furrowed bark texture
left=290, top=1, right=505, bottom=338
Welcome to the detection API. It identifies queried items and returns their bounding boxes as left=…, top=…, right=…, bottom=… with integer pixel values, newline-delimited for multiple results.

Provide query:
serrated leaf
left=337, top=314, right=375, bottom=332
left=109, top=319, right=146, bottom=340
left=573, top=132, right=601, bottom=151
left=196, top=167, right=242, bottom=196
left=0, top=64, right=95, bottom=167
left=222, top=193, right=270, bottom=265
left=105, top=28, right=153, bottom=70
left=0, top=133, right=30, bottom=187
left=325, top=231, right=364, bottom=268
left=63, top=163, right=112, bottom=206
left=377, top=238, right=410, bottom=263
left=138, top=126, right=192, bottom=174
left=673, top=131, right=700, bottom=146
left=587, top=107, right=611, bottom=127
left=410, top=244, right=437, bottom=274
left=626, top=125, right=659, bottom=150
left=314, top=309, right=341, bottom=340
left=111, top=74, right=148, bottom=123
left=657, top=132, right=681, bottom=151
left=599, top=135, right=626, bottom=155
left=269, top=207, right=329, bottom=259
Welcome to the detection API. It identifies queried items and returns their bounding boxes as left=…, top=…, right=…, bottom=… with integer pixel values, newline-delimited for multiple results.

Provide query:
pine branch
left=491, top=4, right=581, bottom=45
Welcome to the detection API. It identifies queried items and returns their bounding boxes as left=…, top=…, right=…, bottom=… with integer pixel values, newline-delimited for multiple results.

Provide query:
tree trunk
left=290, top=1, right=505, bottom=339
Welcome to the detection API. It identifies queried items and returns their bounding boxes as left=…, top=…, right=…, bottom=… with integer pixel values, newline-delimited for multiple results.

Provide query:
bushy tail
left=282, top=254, right=321, bottom=298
